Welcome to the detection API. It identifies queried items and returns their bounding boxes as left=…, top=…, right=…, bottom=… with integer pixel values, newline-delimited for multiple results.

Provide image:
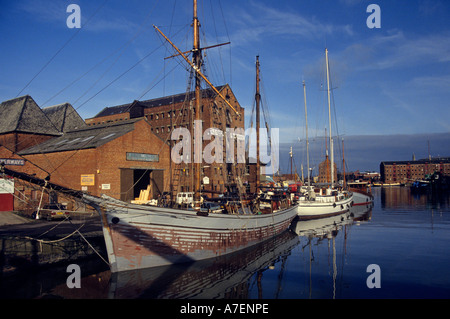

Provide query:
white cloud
left=410, top=74, right=450, bottom=90
left=361, top=30, right=450, bottom=70
left=16, top=0, right=66, bottom=24
left=229, top=1, right=354, bottom=47
left=16, top=0, right=138, bottom=34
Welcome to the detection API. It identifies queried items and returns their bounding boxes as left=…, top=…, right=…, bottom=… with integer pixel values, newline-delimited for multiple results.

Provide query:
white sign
left=202, top=176, right=210, bottom=185
left=101, top=184, right=111, bottom=190
left=0, top=178, right=14, bottom=194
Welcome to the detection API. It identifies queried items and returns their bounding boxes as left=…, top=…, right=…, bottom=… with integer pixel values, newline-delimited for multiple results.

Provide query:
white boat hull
left=351, top=191, right=373, bottom=206
left=296, top=195, right=353, bottom=220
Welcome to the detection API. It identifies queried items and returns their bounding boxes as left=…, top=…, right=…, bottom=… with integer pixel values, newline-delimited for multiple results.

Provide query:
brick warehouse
left=0, top=83, right=245, bottom=212
left=0, top=96, right=170, bottom=212
left=85, top=83, right=245, bottom=196
left=380, top=158, right=450, bottom=184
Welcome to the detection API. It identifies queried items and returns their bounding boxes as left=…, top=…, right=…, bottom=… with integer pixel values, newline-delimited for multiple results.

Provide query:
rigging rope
left=15, top=0, right=110, bottom=98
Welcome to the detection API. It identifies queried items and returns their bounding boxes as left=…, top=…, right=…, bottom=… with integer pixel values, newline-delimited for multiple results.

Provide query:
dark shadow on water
left=109, top=230, right=299, bottom=299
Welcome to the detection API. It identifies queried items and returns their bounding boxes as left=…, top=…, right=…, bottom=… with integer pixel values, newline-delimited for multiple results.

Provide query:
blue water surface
left=1, top=187, right=449, bottom=299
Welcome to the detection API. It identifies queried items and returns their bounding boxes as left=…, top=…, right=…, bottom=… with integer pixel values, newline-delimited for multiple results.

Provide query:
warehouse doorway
left=120, top=168, right=164, bottom=202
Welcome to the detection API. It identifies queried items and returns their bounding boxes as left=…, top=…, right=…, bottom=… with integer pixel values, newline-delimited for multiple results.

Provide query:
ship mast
left=153, top=0, right=237, bottom=206
left=255, top=55, right=261, bottom=191
left=325, top=48, right=334, bottom=187
left=303, top=80, right=310, bottom=187
left=193, top=0, right=202, bottom=207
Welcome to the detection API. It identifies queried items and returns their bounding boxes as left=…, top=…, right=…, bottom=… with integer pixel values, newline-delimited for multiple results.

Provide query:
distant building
left=318, top=156, right=337, bottom=184
left=380, top=158, right=450, bottom=184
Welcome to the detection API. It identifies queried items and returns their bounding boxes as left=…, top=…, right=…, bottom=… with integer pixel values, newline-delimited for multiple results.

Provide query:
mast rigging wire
left=15, top=0, right=110, bottom=98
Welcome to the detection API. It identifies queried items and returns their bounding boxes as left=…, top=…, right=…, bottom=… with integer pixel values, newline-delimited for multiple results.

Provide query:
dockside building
left=0, top=84, right=246, bottom=212
left=380, top=158, right=450, bottom=184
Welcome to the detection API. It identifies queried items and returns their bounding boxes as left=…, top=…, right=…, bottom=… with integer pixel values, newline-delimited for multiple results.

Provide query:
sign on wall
left=126, top=152, right=159, bottom=162
left=81, top=174, right=95, bottom=186
left=0, top=178, right=14, bottom=194
left=0, top=158, right=25, bottom=166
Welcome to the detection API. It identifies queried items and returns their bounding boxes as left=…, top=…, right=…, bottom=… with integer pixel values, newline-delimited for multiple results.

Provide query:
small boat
left=410, top=179, right=430, bottom=192
left=347, top=181, right=374, bottom=206
left=296, top=50, right=353, bottom=220
left=296, top=186, right=353, bottom=220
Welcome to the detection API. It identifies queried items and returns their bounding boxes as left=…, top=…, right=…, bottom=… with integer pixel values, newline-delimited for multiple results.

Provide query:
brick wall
left=381, top=161, right=450, bottom=183
left=0, top=132, right=56, bottom=153
left=1, top=119, right=170, bottom=212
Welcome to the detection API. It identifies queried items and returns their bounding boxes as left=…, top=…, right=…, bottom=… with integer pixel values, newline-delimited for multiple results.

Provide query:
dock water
left=0, top=214, right=105, bottom=276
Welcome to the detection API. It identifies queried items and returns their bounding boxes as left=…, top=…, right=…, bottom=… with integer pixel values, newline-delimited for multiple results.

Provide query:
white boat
left=296, top=53, right=353, bottom=220
left=347, top=181, right=374, bottom=206
left=296, top=187, right=353, bottom=220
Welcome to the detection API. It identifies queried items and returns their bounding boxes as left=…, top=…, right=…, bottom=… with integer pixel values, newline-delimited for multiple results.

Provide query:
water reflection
left=380, top=186, right=450, bottom=211
left=1, top=202, right=374, bottom=299
left=107, top=203, right=372, bottom=299
left=5, top=188, right=448, bottom=298
left=110, top=230, right=299, bottom=299
left=290, top=203, right=373, bottom=299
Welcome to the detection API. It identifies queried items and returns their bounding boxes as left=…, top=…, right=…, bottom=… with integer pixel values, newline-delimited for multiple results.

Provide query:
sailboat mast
left=289, top=146, right=293, bottom=177
left=255, top=55, right=261, bottom=191
left=342, top=138, right=346, bottom=189
left=325, top=48, right=334, bottom=186
left=302, top=80, right=310, bottom=187
left=193, top=0, right=202, bottom=206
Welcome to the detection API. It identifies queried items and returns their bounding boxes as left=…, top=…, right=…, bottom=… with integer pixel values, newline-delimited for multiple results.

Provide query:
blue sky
left=1, top=0, right=449, bottom=169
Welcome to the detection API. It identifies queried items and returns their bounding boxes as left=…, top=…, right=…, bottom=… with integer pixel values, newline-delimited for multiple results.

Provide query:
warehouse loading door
left=133, top=169, right=150, bottom=200
left=120, top=168, right=164, bottom=202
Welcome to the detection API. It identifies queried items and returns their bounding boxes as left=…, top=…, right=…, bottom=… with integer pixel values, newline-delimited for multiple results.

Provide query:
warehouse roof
left=0, top=95, right=61, bottom=135
left=42, top=102, right=87, bottom=132
left=19, top=118, right=142, bottom=155
left=92, top=85, right=226, bottom=118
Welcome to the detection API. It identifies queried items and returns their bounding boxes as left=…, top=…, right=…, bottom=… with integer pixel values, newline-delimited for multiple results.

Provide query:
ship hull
left=351, top=190, right=373, bottom=206
left=88, top=196, right=298, bottom=272
left=296, top=195, right=353, bottom=220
